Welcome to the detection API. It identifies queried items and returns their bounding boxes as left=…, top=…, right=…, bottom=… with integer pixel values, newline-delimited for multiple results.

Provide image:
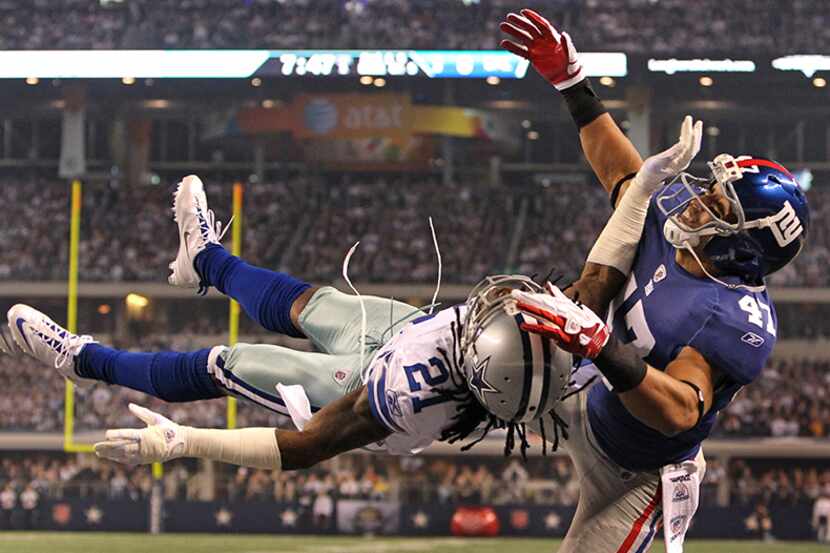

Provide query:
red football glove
left=499, top=9, right=585, bottom=91
left=511, top=283, right=610, bottom=359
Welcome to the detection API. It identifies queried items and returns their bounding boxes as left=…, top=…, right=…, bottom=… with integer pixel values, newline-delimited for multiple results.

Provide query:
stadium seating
left=1, top=174, right=827, bottom=286
left=0, top=0, right=826, bottom=54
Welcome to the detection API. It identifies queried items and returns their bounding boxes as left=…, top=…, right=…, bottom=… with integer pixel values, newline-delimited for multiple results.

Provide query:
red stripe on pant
left=616, top=483, right=662, bottom=553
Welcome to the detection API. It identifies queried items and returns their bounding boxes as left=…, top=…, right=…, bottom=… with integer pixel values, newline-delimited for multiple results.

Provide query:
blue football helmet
left=657, top=154, right=809, bottom=284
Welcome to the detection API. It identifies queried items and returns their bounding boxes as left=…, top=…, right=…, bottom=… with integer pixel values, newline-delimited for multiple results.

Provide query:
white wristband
left=586, top=174, right=652, bottom=275
left=183, top=427, right=282, bottom=471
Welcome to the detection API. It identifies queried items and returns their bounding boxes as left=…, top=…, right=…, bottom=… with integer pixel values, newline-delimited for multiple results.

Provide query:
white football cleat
left=7, top=304, right=96, bottom=383
left=168, top=175, right=228, bottom=291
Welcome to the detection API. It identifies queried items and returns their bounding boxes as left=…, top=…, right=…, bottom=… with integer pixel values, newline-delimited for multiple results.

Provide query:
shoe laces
left=36, top=319, right=95, bottom=370
left=195, top=209, right=233, bottom=296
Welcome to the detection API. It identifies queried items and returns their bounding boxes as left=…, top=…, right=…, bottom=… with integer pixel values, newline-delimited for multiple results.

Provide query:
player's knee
left=289, top=286, right=320, bottom=333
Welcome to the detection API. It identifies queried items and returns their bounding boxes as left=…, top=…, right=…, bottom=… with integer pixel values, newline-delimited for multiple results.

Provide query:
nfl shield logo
left=673, top=482, right=690, bottom=502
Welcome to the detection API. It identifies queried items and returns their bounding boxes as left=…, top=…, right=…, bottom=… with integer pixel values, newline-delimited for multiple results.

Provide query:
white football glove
left=94, top=403, right=188, bottom=465
left=631, top=115, right=703, bottom=196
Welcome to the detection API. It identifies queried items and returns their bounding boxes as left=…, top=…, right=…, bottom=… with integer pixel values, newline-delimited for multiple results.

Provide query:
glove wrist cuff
left=593, top=336, right=647, bottom=393
left=561, top=79, right=607, bottom=129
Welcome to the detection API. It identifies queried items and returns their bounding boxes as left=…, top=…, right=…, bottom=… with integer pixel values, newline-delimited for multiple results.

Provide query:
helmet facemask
left=658, top=154, right=746, bottom=249
left=461, top=274, right=543, bottom=363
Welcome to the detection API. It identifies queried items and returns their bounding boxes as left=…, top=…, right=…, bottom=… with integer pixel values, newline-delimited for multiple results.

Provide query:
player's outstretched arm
left=500, top=9, right=642, bottom=203
left=94, top=387, right=391, bottom=471
left=564, top=115, right=703, bottom=316
left=512, top=286, right=715, bottom=436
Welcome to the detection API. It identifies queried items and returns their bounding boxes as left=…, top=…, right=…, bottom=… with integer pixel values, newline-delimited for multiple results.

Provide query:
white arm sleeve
left=586, top=175, right=652, bottom=275
left=183, top=427, right=282, bottom=471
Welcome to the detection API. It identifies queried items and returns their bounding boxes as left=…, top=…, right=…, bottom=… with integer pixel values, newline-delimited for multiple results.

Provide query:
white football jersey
left=363, top=306, right=470, bottom=455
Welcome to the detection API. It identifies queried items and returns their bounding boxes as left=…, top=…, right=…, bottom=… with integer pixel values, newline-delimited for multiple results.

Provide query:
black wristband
left=610, top=172, right=637, bottom=208
left=561, top=79, right=608, bottom=129
left=593, top=336, right=647, bottom=393
left=679, top=379, right=706, bottom=427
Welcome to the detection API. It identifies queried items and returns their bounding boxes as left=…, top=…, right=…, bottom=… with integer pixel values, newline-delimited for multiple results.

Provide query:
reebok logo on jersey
left=653, top=264, right=667, bottom=283
left=741, top=332, right=765, bottom=348
left=386, top=390, right=403, bottom=417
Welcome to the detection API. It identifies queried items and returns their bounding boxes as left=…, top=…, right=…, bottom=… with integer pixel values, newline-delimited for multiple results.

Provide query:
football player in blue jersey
left=501, top=8, right=809, bottom=552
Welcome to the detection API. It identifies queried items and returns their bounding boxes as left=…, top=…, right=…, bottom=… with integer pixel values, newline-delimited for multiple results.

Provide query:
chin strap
left=681, top=242, right=765, bottom=292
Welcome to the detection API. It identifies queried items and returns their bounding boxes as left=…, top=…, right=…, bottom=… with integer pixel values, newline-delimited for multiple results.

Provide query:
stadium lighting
left=813, top=77, right=827, bottom=88
left=250, top=77, right=262, bottom=87
left=486, top=76, right=500, bottom=85
left=125, top=293, right=149, bottom=309
left=599, top=76, right=615, bottom=87
left=699, top=76, right=713, bottom=87
left=706, top=126, right=720, bottom=137
left=359, top=75, right=373, bottom=85
left=121, top=76, right=135, bottom=85
left=373, top=77, right=386, bottom=87
left=25, top=76, right=38, bottom=85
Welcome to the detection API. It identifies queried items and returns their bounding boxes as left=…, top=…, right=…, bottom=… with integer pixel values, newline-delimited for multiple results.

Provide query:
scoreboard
left=266, top=50, right=533, bottom=79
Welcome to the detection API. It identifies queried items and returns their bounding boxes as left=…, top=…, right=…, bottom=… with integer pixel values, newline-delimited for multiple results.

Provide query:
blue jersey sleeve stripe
left=376, top=366, right=405, bottom=432
left=367, top=380, right=397, bottom=433
left=367, top=368, right=404, bottom=433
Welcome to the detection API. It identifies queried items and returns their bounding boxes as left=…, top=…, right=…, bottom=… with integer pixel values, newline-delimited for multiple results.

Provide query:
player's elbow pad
left=183, top=427, right=282, bottom=471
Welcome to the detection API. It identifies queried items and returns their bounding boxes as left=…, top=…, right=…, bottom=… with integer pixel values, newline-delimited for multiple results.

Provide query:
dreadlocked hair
left=434, top=306, right=570, bottom=461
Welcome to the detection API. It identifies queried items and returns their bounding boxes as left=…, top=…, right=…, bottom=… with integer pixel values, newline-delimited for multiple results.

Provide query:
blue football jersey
left=587, top=184, right=777, bottom=471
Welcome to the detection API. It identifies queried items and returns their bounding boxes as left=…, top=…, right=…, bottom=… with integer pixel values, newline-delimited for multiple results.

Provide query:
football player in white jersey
left=7, top=173, right=580, bottom=471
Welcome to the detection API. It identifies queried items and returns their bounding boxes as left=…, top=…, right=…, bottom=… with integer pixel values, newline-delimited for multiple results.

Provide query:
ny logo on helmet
left=768, top=201, right=803, bottom=247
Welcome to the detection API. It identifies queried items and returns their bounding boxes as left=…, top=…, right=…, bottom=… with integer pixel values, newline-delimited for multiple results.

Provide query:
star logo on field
left=280, top=509, right=298, bottom=527
left=215, top=508, right=233, bottom=527
left=85, top=506, right=103, bottom=525
left=469, top=356, right=499, bottom=400
left=412, top=511, right=429, bottom=528
left=544, top=512, right=561, bottom=529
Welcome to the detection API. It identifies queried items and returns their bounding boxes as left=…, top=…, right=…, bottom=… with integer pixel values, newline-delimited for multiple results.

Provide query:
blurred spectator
left=0, top=484, right=15, bottom=529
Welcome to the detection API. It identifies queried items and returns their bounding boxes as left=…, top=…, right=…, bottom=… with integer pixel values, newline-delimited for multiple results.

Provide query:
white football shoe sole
left=7, top=303, right=95, bottom=383
left=168, top=175, right=226, bottom=290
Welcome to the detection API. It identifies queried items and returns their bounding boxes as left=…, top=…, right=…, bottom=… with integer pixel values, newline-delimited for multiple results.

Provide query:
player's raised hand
left=633, top=115, right=703, bottom=194
left=510, top=283, right=609, bottom=359
left=94, top=403, right=188, bottom=464
left=499, top=9, right=584, bottom=91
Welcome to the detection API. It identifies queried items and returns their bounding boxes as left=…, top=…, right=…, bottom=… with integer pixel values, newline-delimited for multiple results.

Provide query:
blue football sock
left=75, top=344, right=224, bottom=402
left=194, top=244, right=310, bottom=338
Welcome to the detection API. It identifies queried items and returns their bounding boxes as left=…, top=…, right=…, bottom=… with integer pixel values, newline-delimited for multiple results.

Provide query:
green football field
left=0, top=533, right=825, bottom=553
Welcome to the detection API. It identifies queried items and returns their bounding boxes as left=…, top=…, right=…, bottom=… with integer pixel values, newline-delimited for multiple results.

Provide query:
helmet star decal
left=469, top=356, right=500, bottom=400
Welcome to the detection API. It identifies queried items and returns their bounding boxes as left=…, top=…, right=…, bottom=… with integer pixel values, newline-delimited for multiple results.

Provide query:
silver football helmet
left=461, top=275, right=572, bottom=424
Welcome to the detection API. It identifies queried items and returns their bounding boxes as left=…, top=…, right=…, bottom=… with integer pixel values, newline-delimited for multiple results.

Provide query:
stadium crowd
left=0, top=0, right=825, bottom=55
left=1, top=451, right=827, bottom=519
left=1, top=174, right=828, bottom=287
